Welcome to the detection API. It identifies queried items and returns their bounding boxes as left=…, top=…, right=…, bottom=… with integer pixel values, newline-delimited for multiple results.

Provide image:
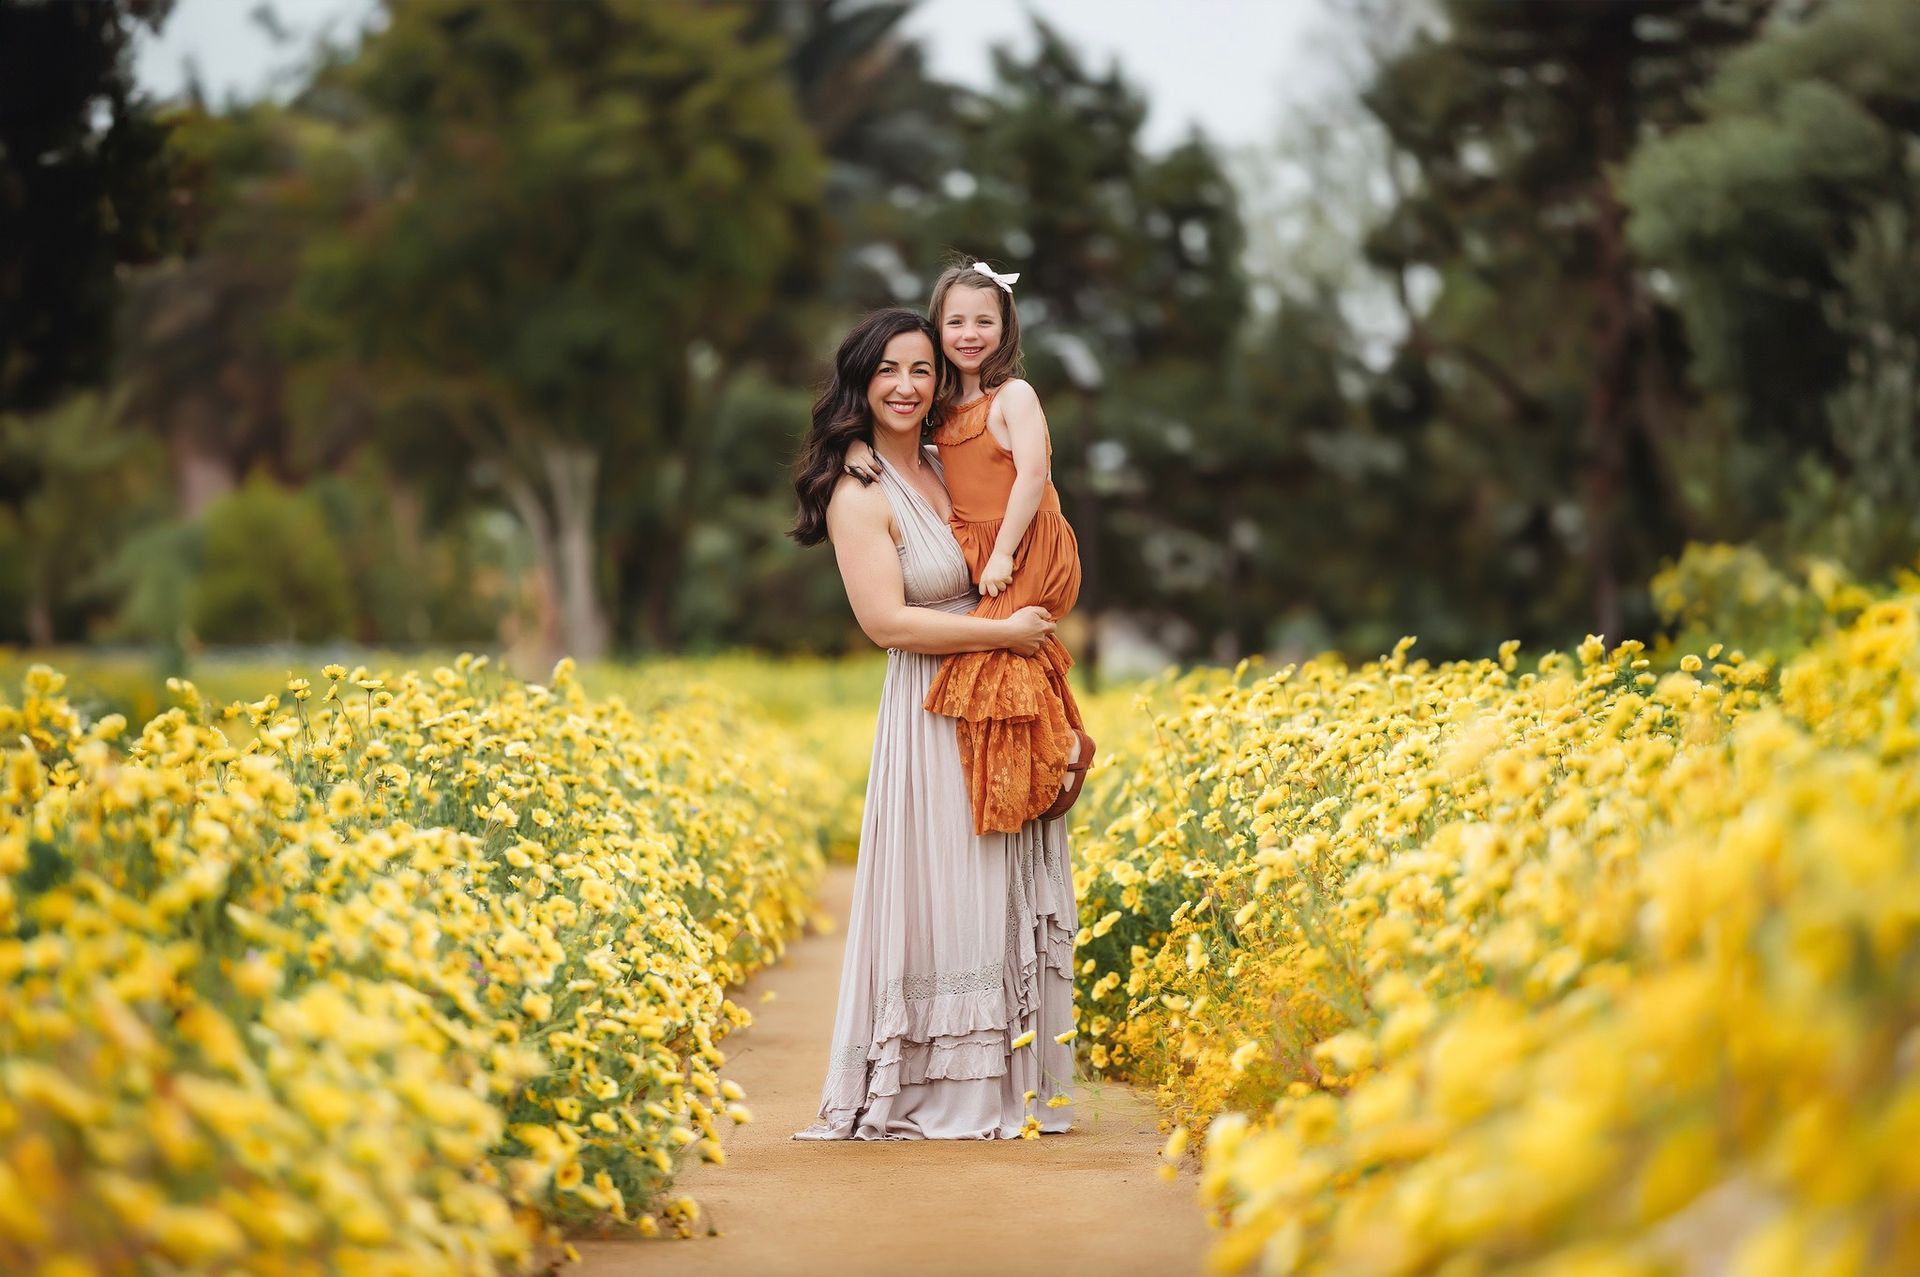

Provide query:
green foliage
left=1647, top=542, right=1859, bottom=661
left=94, top=518, right=200, bottom=650
left=0, top=393, right=169, bottom=643
left=189, top=474, right=352, bottom=643
left=1626, top=0, right=1920, bottom=582
left=13, top=0, right=1920, bottom=667
left=1349, top=0, right=1771, bottom=649
left=305, top=458, right=513, bottom=644
left=290, top=0, right=829, bottom=657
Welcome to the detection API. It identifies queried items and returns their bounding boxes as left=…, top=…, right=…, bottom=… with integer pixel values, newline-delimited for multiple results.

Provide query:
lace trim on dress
left=874, top=960, right=1003, bottom=1018
left=827, top=958, right=1006, bottom=1072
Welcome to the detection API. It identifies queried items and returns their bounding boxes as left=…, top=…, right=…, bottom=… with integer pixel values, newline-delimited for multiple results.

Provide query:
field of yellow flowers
left=1072, top=594, right=1920, bottom=1274
left=0, top=656, right=848, bottom=1274
left=10, top=567, right=1918, bottom=1275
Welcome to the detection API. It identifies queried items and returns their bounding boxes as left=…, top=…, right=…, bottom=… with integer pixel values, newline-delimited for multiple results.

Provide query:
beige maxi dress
left=794, top=449, right=1079, bottom=1140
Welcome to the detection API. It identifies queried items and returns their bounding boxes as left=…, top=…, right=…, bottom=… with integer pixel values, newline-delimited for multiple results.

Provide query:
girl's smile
left=941, top=284, right=1002, bottom=375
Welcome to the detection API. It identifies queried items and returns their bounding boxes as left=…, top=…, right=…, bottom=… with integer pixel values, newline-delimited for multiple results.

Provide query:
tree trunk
left=543, top=442, right=608, bottom=664
left=25, top=590, right=53, bottom=648
left=168, top=396, right=238, bottom=517
left=500, top=473, right=564, bottom=674
left=498, top=442, right=609, bottom=669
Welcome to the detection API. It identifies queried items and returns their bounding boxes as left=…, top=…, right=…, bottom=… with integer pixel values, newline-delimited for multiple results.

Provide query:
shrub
left=191, top=475, right=353, bottom=643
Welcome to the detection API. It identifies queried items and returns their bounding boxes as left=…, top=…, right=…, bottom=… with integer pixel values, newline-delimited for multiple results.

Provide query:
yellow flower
left=326, top=782, right=363, bottom=819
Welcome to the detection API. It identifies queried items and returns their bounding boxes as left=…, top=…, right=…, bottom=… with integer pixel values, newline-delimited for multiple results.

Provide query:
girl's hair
left=928, top=259, right=1024, bottom=394
left=790, top=307, right=947, bottom=547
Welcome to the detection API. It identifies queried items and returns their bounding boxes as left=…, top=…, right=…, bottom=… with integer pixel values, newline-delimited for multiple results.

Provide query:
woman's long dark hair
left=791, top=307, right=947, bottom=546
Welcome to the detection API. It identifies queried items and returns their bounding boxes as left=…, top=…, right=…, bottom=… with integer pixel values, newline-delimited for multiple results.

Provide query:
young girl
left=846, top=261, right=1093, bottom=835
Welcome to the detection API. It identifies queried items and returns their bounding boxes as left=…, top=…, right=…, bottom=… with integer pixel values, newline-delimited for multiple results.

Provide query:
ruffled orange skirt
left=924, top=511, right=1085, bottom=834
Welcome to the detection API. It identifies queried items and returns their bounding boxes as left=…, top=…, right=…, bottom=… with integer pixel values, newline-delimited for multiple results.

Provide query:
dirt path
left=573, top=864, right=1213, bottom=1277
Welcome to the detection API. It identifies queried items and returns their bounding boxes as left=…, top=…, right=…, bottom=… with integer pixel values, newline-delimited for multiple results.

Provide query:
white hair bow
left=970, top=261, right=1020, bottom=293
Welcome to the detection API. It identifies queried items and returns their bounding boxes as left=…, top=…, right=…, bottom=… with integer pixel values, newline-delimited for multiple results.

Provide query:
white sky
left=134, top=0, right=381, bottom=105
left=136, top=0, right=1339, bottom=154
left=904, top=0, right=1338, bottom=152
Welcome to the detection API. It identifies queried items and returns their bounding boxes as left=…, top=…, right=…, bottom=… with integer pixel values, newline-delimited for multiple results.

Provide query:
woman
left=789, top=308, right=1080, bottom=1140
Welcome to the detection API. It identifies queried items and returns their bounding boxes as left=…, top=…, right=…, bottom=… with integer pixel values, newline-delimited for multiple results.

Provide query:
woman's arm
left=981, top=380, right=1050, bottom=597
left=828, top=477, right=1054, bottom=655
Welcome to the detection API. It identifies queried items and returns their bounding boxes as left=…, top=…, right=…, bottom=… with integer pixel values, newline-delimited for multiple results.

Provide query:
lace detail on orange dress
left=925, top=385, right=1086, bottom=834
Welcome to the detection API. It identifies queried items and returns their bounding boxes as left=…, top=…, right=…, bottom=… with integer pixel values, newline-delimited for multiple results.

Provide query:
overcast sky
left=134, top=0, right=1340, bottom=154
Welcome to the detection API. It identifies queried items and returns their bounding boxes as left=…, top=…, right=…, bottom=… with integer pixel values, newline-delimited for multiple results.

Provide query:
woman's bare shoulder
left=825, top=472, right=892, bottom=538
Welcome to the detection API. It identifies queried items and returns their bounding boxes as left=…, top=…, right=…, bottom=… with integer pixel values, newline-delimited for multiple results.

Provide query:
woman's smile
left=866, top=330, right=938, bottom=434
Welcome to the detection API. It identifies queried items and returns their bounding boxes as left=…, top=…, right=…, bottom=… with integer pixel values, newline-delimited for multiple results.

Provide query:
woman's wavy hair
left=928, top=257, right=1024, bottom=396
left=790, top=307, right=948, bottom=547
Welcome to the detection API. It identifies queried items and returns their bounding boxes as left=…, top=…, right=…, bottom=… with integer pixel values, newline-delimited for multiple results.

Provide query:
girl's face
left=866, top=330, right=938, bottom=438
left=940, top=284, right=1002, bottom=377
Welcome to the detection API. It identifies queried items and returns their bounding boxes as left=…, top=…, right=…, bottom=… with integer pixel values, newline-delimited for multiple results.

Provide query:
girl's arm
left=981, top=379, right=1051, bottom=598
left=828, top=476, right=1055, bottom=655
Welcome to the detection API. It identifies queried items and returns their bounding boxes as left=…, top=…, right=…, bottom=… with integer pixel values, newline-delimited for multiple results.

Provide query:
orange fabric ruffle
left=924, top=635, right=1085, bottom=835
left=931, top=399, right=993, bottom=448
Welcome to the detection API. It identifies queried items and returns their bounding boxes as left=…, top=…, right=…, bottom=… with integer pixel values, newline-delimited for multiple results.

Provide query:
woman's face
left=867, top=330, right=938, bottom=438
left=940, top=284, right=1002, bottom=378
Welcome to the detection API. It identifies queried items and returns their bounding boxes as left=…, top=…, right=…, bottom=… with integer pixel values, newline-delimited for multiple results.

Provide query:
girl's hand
left=1001, top=605, right=1055, bottom=656
left=842, top=438, right=882, bottom=485
left=979, top=551, right=1016, bottom=598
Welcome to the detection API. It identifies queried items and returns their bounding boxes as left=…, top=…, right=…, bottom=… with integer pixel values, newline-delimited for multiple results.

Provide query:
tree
left=1360, top=0, right=1772, bottom=643
left=742, top=0, right=960, bottom=312
left=931, top=21, right=1250, bottom=672
left=0, top=0, right=178, bottom=641
left=294, top=0, right=826, bottom=661
left=0, top=0, right=176, bottom=412
left=1624, top=0, right=1920, bottom=576
left=111, top=102, right=344, bottom=518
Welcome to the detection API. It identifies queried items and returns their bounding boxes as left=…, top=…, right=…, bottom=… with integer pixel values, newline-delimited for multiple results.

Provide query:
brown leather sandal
left=1040, top=729, right=1096, bottom=822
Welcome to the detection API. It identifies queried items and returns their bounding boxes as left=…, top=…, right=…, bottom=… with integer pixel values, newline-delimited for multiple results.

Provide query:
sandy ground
left=571, top=864, right=1214, bottom=1277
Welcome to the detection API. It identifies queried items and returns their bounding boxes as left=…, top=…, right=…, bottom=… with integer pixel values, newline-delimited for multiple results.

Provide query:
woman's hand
left=1001, top=605, right=1055, bottom=656
left=843, top=438, right=882, bottom=485
left=979, top=550, right=1015, bottom=598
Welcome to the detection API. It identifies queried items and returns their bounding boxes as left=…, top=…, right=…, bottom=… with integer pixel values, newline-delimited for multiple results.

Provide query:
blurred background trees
left=3, top=0, right=1918, bottom=671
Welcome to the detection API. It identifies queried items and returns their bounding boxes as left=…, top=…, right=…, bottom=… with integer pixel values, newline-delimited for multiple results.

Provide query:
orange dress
left=923, top=383, right=1087, bottom=834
